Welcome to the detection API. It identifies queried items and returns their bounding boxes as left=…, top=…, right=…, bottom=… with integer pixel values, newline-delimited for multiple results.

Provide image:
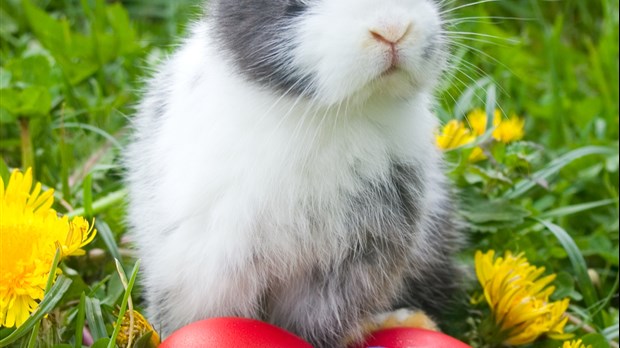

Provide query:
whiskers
left=437, top=0, right=524, bottom=120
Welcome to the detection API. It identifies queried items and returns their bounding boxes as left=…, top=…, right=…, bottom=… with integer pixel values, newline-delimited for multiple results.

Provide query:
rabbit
left=125, top=0, right=462, bottom=347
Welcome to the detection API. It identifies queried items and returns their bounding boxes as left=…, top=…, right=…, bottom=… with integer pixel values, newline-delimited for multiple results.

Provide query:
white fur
left=127, top=0, right=448, bottom=337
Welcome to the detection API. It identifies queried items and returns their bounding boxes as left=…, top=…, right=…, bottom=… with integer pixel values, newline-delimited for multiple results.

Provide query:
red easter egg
left=352, top=327, right=471, bottom=348
left=159, top=317, right=313, bottom=348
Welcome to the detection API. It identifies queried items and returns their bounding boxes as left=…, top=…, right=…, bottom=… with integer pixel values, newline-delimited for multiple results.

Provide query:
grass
left=0, top=0, right=618, bottom=347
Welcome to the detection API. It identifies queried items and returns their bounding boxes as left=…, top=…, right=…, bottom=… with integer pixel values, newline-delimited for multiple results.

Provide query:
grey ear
left=209, top=0, right=314, bottom=96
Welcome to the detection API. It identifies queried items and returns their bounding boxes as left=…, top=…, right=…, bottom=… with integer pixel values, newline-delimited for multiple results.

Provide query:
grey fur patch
left=146, top=289, right=178, bottom=337
left=139, top=69, right=172, bottom=121
left=209, top=0, right=314, bottom=95
left=262, top=161, right=458, bottom=348
left=421, top=33, right=441, bottom=60
left=393, top=196, right=463, bottom=319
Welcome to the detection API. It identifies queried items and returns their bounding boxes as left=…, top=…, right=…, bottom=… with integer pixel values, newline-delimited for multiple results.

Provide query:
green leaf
left=539, top=199, right=618, bottom=219
left=0, top=276, right=73, bottom=346
left=461, top=199, right=531, bottom=224
left=27, top=249, right=61, bottom=348
left=0, top=86, right=52, bottom=117
left=83, top=173, right=93, bottom=217
left=68, top=189, right=127, bottom=218
left=0, top=108, right=16, bottom=123
left=4, top=55, right=52, bottom=87
left=453, top=76, right=492, bottom=119
left=85, top=297, right=108, bottom=341
left=536, top=219, right=605, bottom=329
left=91, top=338, right=111, bottom=348
left=74, top=293, right=86, bottom=348
left=581, top=333, right=611, bottom=348
left=602, top=323, right=619, bottom=341
left=552, top=271, right=583, bottom=301
left=0, top=68, right=11, bottom=88
left=505, top=146, right=617, bottom=199
left=21, top=0, right=98, bottom=85
left=95, top=220, right=124, bottom=271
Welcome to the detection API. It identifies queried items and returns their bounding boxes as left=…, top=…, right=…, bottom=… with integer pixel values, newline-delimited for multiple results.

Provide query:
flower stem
left=19, top=117, right=35, bottom=172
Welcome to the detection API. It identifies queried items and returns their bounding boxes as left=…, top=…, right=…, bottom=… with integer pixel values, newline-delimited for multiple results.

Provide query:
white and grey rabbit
left=126, top=0, right=462, bottom=346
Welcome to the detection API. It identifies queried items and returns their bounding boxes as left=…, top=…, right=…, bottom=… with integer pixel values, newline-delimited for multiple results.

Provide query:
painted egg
left=352, top=327, right=471, bottom=348
left=159, top=317, right=313, bottom=348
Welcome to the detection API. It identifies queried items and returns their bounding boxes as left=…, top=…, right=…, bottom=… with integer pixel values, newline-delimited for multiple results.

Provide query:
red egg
left=351, top=327, right=471, bottom=348
left=159, top=317, right=313, bottom=348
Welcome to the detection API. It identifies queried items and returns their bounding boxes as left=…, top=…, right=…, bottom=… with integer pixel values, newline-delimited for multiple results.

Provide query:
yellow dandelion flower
left=436, top=120, right=476, bottom=150
left=0, top=168, right=96, bottom=328
left=116, top=310, right=160, bottom=348
left=493, top=115, right=525, bottom=144
left=466, top=108, right=502, bottom=136
left=561, top=339, right=592, bottom=348
left=475, top=250, right=572, bottom=346
left=468, top=147, right=487, bottom=162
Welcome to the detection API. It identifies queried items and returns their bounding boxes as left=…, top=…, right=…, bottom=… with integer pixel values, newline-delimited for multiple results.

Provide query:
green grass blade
left=27, top=248, right=61, bottom=348
left=95, top=220, right=124, bottom=271
left=107, top=260, right=141, bottom=348
left=602, top=323, right=619, bottom=341
left=68, top=189, right=127, bottom=218
left=51, top=123, right=123, bottom=150
left=85, top=297, right=108, bottom=341
left=0, top=276, right=73, bottom=347
left=539, top=198, right=619, bottom=219
left=536, top=219, right=605, bottom=329
left=74, top=293, right=86, bottom=348
left=82, top=174, right=93, bottom=218
left=454, top=76, right=492, bottom=119
left=505, top=146, right=617, bottom=199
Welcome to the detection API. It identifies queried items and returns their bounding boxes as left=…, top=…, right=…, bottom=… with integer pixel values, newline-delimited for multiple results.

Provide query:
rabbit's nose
left=369, top=23, right=412, bottom=45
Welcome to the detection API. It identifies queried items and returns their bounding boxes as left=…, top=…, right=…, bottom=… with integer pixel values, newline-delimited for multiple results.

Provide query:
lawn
left=0, top=0, right=618, bottom=347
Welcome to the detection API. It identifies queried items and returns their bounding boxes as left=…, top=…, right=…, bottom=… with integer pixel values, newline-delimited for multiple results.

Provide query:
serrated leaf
left=551, top=271, right=583, bottom=301
left=581, top=333, right=611, bottom=348
left=461, top=200, right=530, bottom=224
left=505, top=146, right=618, bottom=199
left=0, top=86, right=51, bottom=117
left=5, top=55, right=52, bottom=87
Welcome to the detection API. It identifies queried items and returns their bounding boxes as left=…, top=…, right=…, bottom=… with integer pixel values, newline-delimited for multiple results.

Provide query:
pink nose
left=369, top=23, right=411, bottom=45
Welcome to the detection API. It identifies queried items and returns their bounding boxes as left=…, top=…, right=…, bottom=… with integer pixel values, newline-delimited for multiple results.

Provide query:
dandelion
left=436, top=120, right=475, bottom=150
left=493, top=115, right=525, bottom=144
left=466, top=108, right=501, bottom=136
left=475, top=250, right=572, bottom=346
left=0, top=168, right=96, bottom=328
left=468, top=147, right=487, bottom=162
left=561, top=339, right=592, bottom=348
left=466, top=108, right=525, bottom=143
left=116, top=310, right=160, bottom=348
